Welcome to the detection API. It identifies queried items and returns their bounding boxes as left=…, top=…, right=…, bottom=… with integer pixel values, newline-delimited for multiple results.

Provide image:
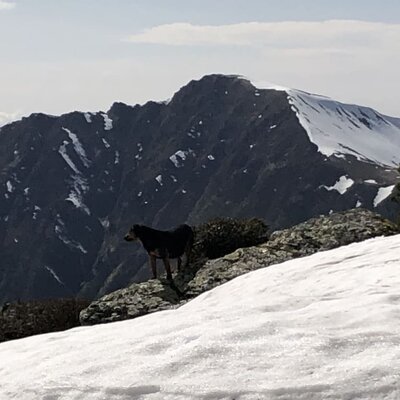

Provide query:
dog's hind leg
left=149, top=255, right=157, bottom=279
left=177, top=257, right=182, bottom=272
left=184, top=240, right=193, bottom=268
left=162, top=257, right=173, bottom=281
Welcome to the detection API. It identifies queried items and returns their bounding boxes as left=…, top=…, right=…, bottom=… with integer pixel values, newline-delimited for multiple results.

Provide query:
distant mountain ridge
left=243, top=77, right=400, bottom=166
left=286, top=87, right=400, bottom=167
left=0, top=74, right=399, bottom=302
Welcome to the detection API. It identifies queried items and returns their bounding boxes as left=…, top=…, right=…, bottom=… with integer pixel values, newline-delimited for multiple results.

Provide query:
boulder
left=79, top=279, right=182, bottom=326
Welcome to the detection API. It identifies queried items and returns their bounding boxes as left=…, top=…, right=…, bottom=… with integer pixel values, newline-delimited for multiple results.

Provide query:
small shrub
left=0, top=298, right=90, bottom=343
left=192, top=217, right=269, bottom=260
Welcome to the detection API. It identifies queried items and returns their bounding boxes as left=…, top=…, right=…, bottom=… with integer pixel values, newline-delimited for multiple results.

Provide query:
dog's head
left=124, top=224, right=141, bottom=242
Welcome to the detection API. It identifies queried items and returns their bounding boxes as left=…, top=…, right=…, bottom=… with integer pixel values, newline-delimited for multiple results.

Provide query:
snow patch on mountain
left=32, top=205, right=40, bottom=220
left=1, top=234, right=400, bottom=399
left=134, top=143, right=143, bottom=161
left=373, top=185, right=395, bottom=207
left=322, top=175, right=354, bottom=194
left=62, top=128, right=91, bottom=168
left=66, top=175, right=90, bottom=215
left=247, top=78, right=400, bottom=167
left=248, top=79, right=288, bottom=92
left=101, top=138, right=111, bottom=149
left=44, top=266, right=64, bottom=285
left=58, top=137, right=90, bottom=214
left=99, top=217, right=110, bottom=229
left=6, top=180, right=14, bottom=193
left=55, top=219, right=88, bottom=254
left=287, top=90, right=400, bottom=167
left=155, top=175, right=163, bottom=186
left=58, top=141, right=80, bottom=175
left=101, top=113, right=113, bottom=131
left=169, top=150, right=188, bottom=167
left=386, top=116, right=400, bottom=129
left=84, top=113, right=92, bottom=123
left=114, top=150, right=120, bottom=165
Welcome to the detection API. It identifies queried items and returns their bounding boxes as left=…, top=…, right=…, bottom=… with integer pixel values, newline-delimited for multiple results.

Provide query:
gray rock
left=80, top=279, right=181, bottom=325
left=185, top=208, right=398, bottom=296
left=80, top=209, right=399, bottom=325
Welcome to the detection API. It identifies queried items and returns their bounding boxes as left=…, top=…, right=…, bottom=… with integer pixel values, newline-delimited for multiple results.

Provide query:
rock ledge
left=80, top=209, right=398, bottom=325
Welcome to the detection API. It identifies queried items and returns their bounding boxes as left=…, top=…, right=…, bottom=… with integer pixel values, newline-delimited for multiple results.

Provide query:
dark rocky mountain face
left=0, top=74, right=398, bottom=302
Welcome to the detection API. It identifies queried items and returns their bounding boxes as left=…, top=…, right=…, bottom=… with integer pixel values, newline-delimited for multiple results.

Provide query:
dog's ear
left=132, top=224, right=142, bottom=234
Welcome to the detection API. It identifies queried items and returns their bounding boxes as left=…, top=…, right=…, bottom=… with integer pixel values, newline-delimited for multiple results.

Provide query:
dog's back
left=125, top=223, right=194, bottom=279
left=129, top=223, right=193, bottom=259
left=166, top=224, right=194, bottom=258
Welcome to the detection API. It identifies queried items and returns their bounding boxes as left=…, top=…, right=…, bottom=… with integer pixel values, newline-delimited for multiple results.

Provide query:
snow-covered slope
left=251, top=79, right=400, bottom=167
left=1, top=234, right=400, bottom=400
left=288, top=90, right=400, bottom=167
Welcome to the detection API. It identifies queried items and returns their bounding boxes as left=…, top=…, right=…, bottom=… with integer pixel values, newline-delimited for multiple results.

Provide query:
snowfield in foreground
left=1, top=235, right=400, bottom=400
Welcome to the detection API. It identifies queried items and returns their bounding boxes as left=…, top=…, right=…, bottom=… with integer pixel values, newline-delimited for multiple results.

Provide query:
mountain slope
left=1, top=234, right=400, bottom=400
left=0, top=74, right=399, bottom=302
left=250, top=79, right=400, bottom=166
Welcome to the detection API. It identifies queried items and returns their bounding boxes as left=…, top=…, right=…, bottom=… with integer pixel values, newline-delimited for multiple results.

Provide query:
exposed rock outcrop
left=80, top=209, right=398, bottom=325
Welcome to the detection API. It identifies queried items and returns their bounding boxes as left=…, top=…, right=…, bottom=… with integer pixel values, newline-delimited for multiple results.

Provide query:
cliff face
left=0, top=74, right=398, bottom=302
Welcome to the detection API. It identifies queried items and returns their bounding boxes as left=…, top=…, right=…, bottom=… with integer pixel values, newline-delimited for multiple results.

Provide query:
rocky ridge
left=80, top=208, right=398, bottom=325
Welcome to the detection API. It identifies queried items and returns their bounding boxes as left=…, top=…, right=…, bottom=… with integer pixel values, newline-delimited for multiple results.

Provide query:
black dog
left=124, top=224, right=194, bottom=280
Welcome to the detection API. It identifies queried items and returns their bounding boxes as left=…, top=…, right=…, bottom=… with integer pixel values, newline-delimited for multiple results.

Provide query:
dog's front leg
left=149, top=254, right=157, bottom=279
left=162, top=257, right=173, bottom=281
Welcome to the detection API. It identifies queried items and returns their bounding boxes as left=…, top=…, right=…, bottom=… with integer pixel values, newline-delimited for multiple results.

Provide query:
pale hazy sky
left=0, top=0, right=399, bottom=125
